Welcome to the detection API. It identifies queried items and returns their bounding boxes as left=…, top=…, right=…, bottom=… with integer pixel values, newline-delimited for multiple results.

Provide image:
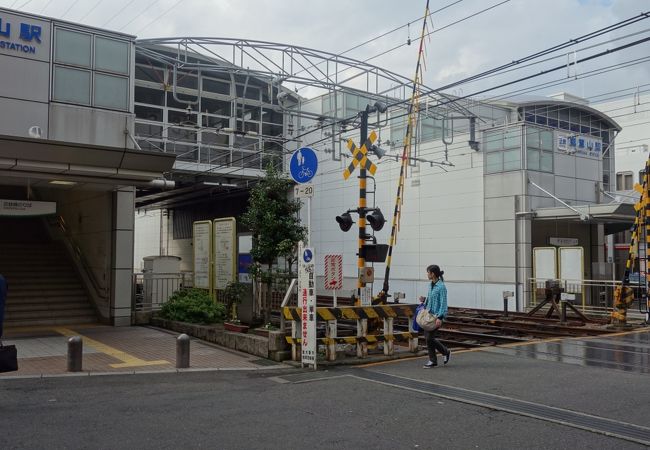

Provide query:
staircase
left=0, top=218, right=98, bottom=328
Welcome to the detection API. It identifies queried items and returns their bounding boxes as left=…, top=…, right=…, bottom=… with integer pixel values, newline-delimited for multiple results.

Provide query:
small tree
left=241, top=164, right=306, bottom=323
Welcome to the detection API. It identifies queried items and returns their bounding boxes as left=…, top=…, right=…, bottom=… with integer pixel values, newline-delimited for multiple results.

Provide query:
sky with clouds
left=4, top=0, right=649, bottom=104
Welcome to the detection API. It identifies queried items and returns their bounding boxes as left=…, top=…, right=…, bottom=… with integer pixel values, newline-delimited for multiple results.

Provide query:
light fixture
left=49, top=180, right=77, bottom=186
left=336, top=212, right=354, bottom=232
left=367, top=208, right=386, bottom=231
left=203, top=182, right=238, bottom=188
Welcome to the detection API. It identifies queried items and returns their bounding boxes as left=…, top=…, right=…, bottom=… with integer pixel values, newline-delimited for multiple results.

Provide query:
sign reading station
left=0, top=12, right=46, bottom=58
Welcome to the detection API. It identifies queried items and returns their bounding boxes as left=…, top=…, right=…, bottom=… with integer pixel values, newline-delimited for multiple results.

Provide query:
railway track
left=276, top=299, right=614, bottom=352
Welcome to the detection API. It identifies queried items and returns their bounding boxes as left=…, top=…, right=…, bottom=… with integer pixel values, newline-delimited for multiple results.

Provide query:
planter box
left=149, top=317, right=288, bottom=360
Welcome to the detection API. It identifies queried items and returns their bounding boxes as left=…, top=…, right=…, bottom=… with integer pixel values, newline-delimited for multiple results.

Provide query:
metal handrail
left=51, top=215, right=109, bottom=301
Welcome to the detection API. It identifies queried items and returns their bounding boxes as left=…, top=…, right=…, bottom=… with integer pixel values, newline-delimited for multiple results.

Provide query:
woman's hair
left=427, top=264, right=444, bottom=281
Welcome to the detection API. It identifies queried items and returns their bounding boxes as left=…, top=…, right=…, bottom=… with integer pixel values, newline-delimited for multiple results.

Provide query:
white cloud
left=6, top=0, right=649, bottom=101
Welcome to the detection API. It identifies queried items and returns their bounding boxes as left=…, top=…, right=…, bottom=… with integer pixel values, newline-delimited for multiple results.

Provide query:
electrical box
left=362, top=244, right=389, bottom=263
left=359, top=266, right=374, bottom=283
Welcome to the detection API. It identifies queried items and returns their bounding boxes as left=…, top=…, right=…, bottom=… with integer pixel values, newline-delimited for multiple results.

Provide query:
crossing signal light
left=367, top=208, right=386, bottom=231
left=336, top=212, right=354, bottom=232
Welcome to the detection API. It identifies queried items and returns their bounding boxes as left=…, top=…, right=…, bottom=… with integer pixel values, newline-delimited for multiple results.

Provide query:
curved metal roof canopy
left=135, top=37, right=474, bottom=116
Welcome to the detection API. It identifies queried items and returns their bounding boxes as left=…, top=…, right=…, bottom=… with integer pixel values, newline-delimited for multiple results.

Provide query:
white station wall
left=306, top=133, right=488, bottom=308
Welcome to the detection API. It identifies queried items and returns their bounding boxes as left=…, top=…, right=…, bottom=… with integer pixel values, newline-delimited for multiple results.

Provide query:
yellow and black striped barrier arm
left=283, top=304, right=417, bottom=322
left=286, top=331, right=416, bottom=346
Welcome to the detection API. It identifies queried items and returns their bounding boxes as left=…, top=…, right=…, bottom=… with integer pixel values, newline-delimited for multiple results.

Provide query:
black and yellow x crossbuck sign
left=343, top=130, right=378, bottom=180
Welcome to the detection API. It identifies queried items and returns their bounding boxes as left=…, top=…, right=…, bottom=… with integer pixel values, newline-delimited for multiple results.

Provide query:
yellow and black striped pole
left=358, top=109, right=368, bottom=301
left=612, top=156, right=650, bottom=325
left=380, top=0, right=430, bottom=298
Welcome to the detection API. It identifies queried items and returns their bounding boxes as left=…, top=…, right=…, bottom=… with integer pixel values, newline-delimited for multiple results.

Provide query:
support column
left=111, top=187, right=136, bottom=326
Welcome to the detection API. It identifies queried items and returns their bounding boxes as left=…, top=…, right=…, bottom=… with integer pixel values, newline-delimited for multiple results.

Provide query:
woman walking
left=419, top=264, right=451, bottom=368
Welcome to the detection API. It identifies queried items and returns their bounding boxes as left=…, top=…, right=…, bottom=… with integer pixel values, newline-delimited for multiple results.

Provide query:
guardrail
left=282, top=304, right=419, bottom=361
left=132, top=272, right=192, bottom=311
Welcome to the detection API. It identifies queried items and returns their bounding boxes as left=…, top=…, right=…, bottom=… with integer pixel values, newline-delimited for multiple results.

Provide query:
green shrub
left=159, top=288, right=226, bottom=324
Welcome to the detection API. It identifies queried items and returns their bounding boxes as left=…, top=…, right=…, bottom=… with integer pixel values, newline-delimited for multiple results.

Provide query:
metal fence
left=132, top=272, right=194, bottom=312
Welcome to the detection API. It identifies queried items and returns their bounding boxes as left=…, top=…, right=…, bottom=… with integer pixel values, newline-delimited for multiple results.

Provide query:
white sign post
left=324, top=254, right=343, bottom=307
left=298, top=241, right=317, bottom=369
left=192, top=221, right=212, bottom=290
left=213, top=218, right=236, bottom=290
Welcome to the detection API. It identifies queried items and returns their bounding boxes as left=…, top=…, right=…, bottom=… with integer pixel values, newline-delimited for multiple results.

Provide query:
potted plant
left=222, top=280, right=249, bottom=333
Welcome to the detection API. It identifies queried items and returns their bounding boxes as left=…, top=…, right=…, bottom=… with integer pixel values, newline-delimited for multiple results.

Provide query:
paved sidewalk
left=0, top=324, right=283, bottom=378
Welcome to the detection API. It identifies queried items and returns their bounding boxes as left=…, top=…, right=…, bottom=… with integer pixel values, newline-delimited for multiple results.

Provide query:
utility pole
left=357, top=106, right=369, bottom=302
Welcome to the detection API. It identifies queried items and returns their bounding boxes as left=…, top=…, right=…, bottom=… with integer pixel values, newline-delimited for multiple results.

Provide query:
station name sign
left=0, top=15, right=42, bottom=55
left=557, top=131, right=602, bottom=159
left=0, top=199, right=55, bottom=216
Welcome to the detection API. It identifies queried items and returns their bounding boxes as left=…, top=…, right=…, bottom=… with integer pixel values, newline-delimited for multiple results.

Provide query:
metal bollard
left=176, top=334, right=190, bottom=368
left=502, top=291, right=514, bottom=317
left=67, top=336, right=83, bottom=372
left=560, top=300, right=567, bottom=324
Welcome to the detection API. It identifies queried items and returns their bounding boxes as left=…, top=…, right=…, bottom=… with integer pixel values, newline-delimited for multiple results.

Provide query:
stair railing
left=47, top=215, right=110, bottom=318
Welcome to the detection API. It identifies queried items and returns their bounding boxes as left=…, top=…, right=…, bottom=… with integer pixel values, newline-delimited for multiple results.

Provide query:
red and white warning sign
left=324, top=254, right=343, bottom=290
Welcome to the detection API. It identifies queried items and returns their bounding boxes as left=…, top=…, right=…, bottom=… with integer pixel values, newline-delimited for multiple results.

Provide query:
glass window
left=135, top=122, right=162, bottom=138
left=95, top=37, right=129, bottom=74
left=203, top=77, right=231, bottom=95
left=540, top=130, right=553, bottom=150
left=526, top=127, right=540, bottom=148
left=167, top=92, right=199, bottom=110
left=616, top=172, right=633, bottom=190
left=485, top=130, right=503, bottom=151
left=55, top=29, right=91, bottom=67
left=94, top=74, right=128, bottom=110
left=486, top=152, right=502, bottom=173
left=236, top=120, right=259, bottom=133
left=135, top=65, right=164, bottom=83
left=262, top=108, right=283, bottom=124
left=170, top=143, right=198, bottom=161
left=53, top=67, right=91, bottom=105
left=201, top=131, right=228, bottom=146
left=504, top=128, right=520, bottom=148
left=168, top=127, right=197, bottom=143
left=503, top=149, right=521, bottom=171
left=202, top=115, right=229, bottom=129
left=135, top=105, right=163, bottom=121
left=201, top=97, right=231, bottom=116
left=262, top=123, right=283, bottom=137
left=135, top=87, right=164, bottom=106
left=168, top=109, right=197, bottom=125
left=176, top=72, right=198, bottom=90
left=540, top=151, right=553, bottom=172
left=420, top=117, right=441, bottom=141
left=527, top=148, right=540, bottom=171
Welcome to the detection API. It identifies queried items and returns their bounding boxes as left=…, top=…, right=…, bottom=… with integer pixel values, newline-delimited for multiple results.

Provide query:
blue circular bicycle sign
left=303, top=248, right=313, bottom=263
left=290, top=147, right=318, bottom=184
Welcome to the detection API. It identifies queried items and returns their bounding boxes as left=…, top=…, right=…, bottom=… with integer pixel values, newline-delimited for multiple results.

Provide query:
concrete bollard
left=176, top=334, right=190, bottom=368
left=67, top=336, right=83, bottom=372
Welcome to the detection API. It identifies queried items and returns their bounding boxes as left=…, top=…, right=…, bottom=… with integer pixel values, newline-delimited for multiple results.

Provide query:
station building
left=0, top=8, right=174, bottom=326
left=0, top=6, right=635, bottom=328
left=299, top=91, right=631, bottom=311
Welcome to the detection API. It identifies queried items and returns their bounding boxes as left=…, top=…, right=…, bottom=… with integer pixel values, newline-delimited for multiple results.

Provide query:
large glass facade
left=52, top=27, right=130, bottom=112
left=133, top=48, right=285, bottom=170
left=484, top=126, right=522, bottom=173
left=483, top=104, right=616, bottom=189
left=520, top=103, right=615, bottom=190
